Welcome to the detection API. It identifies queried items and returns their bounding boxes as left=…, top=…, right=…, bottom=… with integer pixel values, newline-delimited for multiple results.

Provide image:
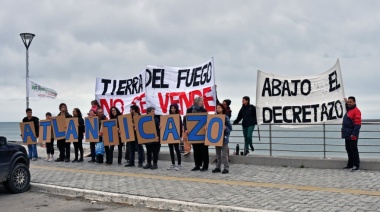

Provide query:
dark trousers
left=128, top=140, right=144, bottom=165
left=57, top=139, right=70, bottom=160
left=345, top=139, right=360, bottom=168
left=73, top=138, right=83, bottom=160
left=46, top=138, right=54, bottom=155
left=90, top=142, right=96, bottom=161
left=124, top=142, right=130, bottom=161
left=105, top=145, right=115, bottom=164
left=169, top=143, right=181, bottom=165
left=118, top=142, right=124, bottom=164
left=192, top=143, right=209, bottom=169
left=146, top=142, right=160, bottom=165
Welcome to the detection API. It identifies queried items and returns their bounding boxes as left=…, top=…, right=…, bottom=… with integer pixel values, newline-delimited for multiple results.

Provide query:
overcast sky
left=1, top=0, right=379, bottom=122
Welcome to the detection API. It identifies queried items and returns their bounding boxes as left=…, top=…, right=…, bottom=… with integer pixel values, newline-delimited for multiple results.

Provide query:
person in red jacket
left=341, top=96, right=362, bottom=171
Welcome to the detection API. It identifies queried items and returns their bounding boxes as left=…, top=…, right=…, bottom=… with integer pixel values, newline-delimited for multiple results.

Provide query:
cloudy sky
left=1, top=0, right=379, bottom=122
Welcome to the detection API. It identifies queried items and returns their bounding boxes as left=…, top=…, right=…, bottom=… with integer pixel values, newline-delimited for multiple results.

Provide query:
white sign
left=145, top=59, right=216, bottom=115
left=256, top=60, right=345, bottom=127
left=27, top=79, right=57, bottom=99
left=95, top=72, right=146, bottom=116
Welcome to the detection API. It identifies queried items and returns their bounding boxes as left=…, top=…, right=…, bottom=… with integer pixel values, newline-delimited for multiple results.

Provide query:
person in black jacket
left=233, top=96, right=257, bottom=156
left=108, top=106, right=123, bottom=165
left=72, top=108, right=85, bottom=163
left=143, top=106, right=160, bottom=170
left=167, top=103, right=183, bottom=171
left=55, top=103, right=73, bottom=162
left=22, top=108, right=39, bottom=161
left=184, top=96, right=209, bottom=171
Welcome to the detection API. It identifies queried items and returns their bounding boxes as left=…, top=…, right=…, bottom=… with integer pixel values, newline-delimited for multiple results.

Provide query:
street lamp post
left=20, top=33, right=35, bottom=109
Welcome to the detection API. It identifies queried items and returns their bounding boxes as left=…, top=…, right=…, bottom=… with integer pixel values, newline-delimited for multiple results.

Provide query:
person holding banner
left=72, top=108, right=85, bottom=163
left=342, top=97, right=362, bottom=171
left=91, top=100, right=101, bottom=114
left=96, top=108, right=107, bottom=164
left=143, top=106, right=160, bottom=170
left=106, top=106, right=123, bottom=165
left=212, top=103, right=233, bottom=174
left=87, top=110, right=97, bottom=163
left=44, top=112, right=55, bottom=162
left=185, top=96, right=209, bottom=172
left=125, top=105, right=144, bottom=168
left=167, top=103, right=183, bottom=171
left=55, top=103, right=73, bottom=162
left=233, top=96, right=257, bottom=156
left=22, top=108, right=39, bottom=161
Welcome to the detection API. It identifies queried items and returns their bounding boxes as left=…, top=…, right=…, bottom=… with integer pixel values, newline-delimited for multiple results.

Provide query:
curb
left=31, top=183, right=277, bottom=212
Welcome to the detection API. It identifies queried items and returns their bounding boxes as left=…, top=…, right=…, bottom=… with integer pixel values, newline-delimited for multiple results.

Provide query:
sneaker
left=183, top=152, right=190, bottom=156
left=138, top=163, right=143, bottom=168
left=32, top=158, right=37, bottom=161
left=125, top=163, right=135, bottom=167
left=78, top=158, right=83, bottom=162
left=191, top=166, right=201, bottom=171
left=212, top=168, right=221, bottom=173
left=64, top=159, right=70, bottom=162
left=88, top=160, right=95, bottom=163
left=175, top=165, right=182, bottom=171
left=55, top=158, right=63, bottom=162
left=244, top=151, right=249, bottom=156
left=222, top=169, right=229, bottom=174
left=48, top=158, right=54, bottom=162
left=143, top=164, right=152, bottom=169
left=44, top=158, right=50, bottom=162
left=151, top=164, right=158, bottom=170
left=167, top=164, right=175, bottom=170
left=72, top=159, right=79, bottom=163
left=343, top=166, right=353, bottom=170
left=350, top=166, right=360, bottom=171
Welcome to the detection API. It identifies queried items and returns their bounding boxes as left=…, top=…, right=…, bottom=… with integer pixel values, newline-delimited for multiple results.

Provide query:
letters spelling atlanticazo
left=38, top=114, right=227, bottom=145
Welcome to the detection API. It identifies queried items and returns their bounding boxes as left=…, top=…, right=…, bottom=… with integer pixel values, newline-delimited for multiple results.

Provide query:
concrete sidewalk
left=29, top=146, right=380, bottom=212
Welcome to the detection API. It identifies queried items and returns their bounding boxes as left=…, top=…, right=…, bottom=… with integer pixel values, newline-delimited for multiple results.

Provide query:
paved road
left=0, top=185, right=156, bottom=212
left=27, top=151, right=380, bottom=212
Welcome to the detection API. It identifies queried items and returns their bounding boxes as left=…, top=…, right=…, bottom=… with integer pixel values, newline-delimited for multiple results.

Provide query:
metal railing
left=227, top=120, right=380, bottom=159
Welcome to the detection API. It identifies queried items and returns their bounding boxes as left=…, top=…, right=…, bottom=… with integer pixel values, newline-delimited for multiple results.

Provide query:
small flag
left=27, top=78, right=58, bottom=99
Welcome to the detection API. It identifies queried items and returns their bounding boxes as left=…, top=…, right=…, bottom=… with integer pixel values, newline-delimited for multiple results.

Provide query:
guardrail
left=228, top=121, right=380, bottom=159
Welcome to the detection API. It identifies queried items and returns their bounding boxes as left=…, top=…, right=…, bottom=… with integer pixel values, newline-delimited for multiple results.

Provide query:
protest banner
left=184, top=113, right=207, bottom=144
left=160, top=114, right=181, bottom=144
left=133, top=114, right=158, bottom=144
left=102, top=119, right=120, bottom=146
left=95, top=72, right=146, bottom=117
left=118, top=114, right=135, bottom=143
left=256, top=60, right=345, bottom=127
left=85, top=117, right=99, bottom=142
left=39, top=120, right=52, bottom=143
left=205, top=114, right=225, bottom=147
left=52, top=115, right=66, bottom=140
left=19, top=122, right=37, bottom=145
left=65, top=118, right=79, bottom=142
left=145, top=58, right=217, bottom=115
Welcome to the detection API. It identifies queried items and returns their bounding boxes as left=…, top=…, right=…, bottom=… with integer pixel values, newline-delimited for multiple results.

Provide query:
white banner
left=27, top=79, right=58, bottom=99
left=145, top=59, right=216, bottom=115
left=95, top=72, right=146, bottom=117
left=256, top=60, right=345, bottom=127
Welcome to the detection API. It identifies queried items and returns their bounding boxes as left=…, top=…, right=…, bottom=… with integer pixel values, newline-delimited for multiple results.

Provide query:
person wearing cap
left=233, top=96, right=257, bottom=156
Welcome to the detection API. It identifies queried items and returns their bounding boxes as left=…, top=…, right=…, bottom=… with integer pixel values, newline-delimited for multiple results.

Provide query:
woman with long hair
left=72, top=108, right=85, bottom=162
left=167, top=104, right=183, bottom=171
left=107, top=106, right=123, bottom=165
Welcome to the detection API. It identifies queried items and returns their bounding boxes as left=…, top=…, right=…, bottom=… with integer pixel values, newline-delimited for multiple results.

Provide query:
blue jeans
left=27, top=144, right=38, bottom=159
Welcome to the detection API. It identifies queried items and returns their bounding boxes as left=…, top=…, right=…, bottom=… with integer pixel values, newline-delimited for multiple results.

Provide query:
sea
left=2, top=121, right=379, bottom=159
